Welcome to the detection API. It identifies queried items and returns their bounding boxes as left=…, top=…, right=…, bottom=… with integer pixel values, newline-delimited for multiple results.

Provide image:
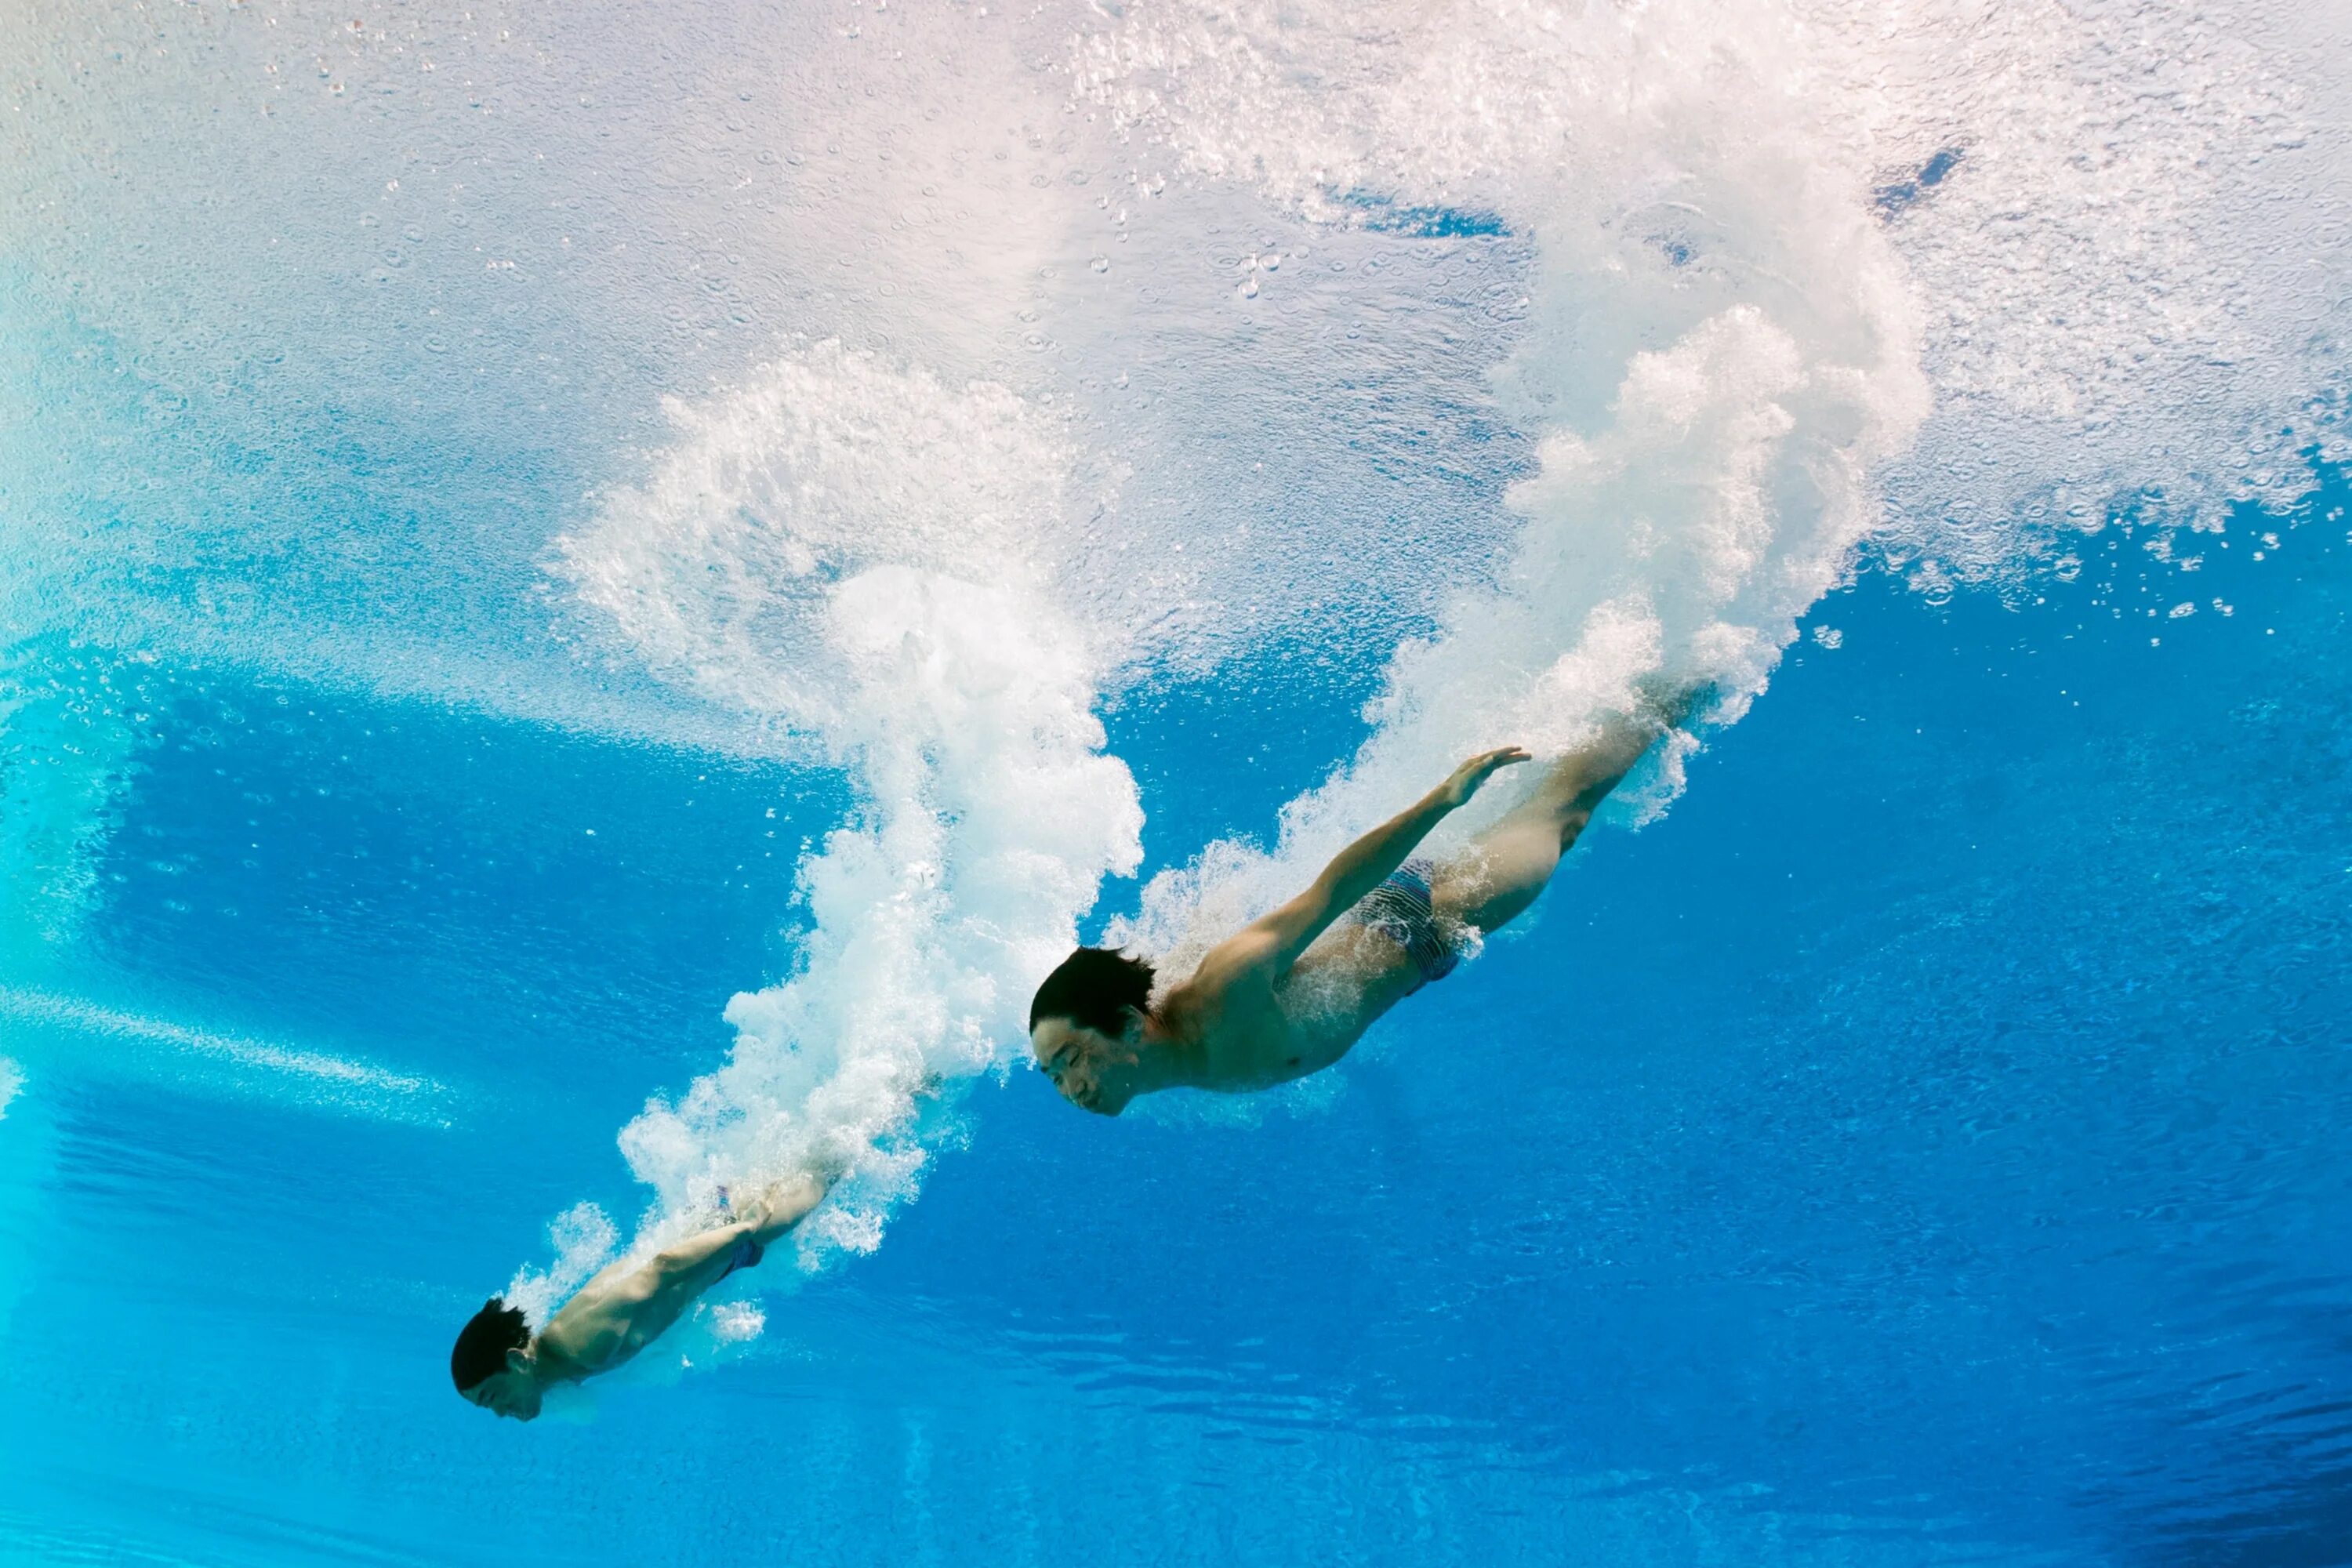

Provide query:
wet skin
left=1033, top=708, right=1681, bottom=1115
left=458, top=1173, right=829, bottom=1421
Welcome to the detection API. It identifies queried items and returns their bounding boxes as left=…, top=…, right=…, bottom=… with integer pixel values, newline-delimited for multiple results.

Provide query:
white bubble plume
left=561, top=343, right=1142, bottom=1267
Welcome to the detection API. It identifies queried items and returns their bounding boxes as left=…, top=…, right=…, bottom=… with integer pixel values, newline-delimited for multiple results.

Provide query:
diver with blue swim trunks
left=450, top=1172, right=830, bottom=1421
left=1029, top=691, right=1698, bottom=1116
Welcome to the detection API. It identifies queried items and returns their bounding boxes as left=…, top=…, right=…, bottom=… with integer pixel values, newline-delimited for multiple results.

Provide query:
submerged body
left=453, top=1174, right=829, bottom=1420
left=1032, top=702, right=1687, bottom=1114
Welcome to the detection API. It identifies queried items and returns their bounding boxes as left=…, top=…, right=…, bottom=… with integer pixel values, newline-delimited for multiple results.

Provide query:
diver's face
left=1031, top=1018, right=1127, bottom=1115
left=463, top=1361, right=543, bottom=1422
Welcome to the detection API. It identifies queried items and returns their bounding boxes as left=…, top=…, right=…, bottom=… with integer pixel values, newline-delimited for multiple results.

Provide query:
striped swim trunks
left=1349, top=857, right=1461, bottom=987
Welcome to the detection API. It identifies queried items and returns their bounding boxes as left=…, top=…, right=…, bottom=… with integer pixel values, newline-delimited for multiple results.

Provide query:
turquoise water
left=5, top=497, right=2347, bottom=1565
left=5, top=2, right=2351, bottom=1563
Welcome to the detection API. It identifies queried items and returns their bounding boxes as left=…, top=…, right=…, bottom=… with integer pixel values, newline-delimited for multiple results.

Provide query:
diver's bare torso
left=1035, top=705, right=1691, bottom=1118
left=461, top=1174, right=829, bottom=1420
left=1112, top=924, right=1428, bottom=1108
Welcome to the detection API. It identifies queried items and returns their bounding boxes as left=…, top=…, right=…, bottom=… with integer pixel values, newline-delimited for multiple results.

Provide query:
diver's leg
left=741, top=1172, right=829, bottom=1246
left=1433, top=710, right=1661, bottom=935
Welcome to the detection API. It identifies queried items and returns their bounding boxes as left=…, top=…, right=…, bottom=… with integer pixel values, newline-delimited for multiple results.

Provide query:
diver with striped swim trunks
left=1348, top=856, right=1463, bottom=990
left=1028, top=684, right=1704, bottom=1116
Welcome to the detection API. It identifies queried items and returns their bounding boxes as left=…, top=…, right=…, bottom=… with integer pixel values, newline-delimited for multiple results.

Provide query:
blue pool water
left=4, top=489, right=2347, bottom=1565
left=5, top=2, right=2351, bottom=1563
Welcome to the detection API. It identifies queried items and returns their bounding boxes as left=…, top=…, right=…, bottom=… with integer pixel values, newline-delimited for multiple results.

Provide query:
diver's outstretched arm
left=1240, top=747, right=1530, bottom=971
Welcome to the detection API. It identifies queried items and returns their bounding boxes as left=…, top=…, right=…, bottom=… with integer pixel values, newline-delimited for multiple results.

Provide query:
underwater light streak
left=0, top=986, right=449, bottom=1118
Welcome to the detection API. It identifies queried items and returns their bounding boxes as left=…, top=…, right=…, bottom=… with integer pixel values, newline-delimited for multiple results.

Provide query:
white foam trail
left=561, top=343, right=1142, bottom=1266
left=0, top=987, right=449, bottom=1122
left=0, top=1058, right=20, bottom=1121
left=1111, top=302, right=1922, bottom=969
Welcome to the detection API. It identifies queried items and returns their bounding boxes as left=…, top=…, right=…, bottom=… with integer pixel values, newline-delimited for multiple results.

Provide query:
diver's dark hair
left=1029, top=946, right=1156, bottom=1039
left=450, top=1297, right=531, bottom=1392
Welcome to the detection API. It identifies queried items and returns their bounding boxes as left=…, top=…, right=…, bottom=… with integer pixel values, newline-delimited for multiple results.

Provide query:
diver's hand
left=1436, top=746, right=1532, bottom=809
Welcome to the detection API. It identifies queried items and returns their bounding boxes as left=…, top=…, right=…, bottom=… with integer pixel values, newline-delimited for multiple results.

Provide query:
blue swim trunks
left=1349, top=857, right=1461, bottom=987
left=715, top=1229, right=764, bottom=1283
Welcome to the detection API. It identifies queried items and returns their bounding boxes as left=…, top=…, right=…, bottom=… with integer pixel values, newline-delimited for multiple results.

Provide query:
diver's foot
left=1634, top=672, right=1716, bottom=734
left=1551, top=680, right=1711, bottom=805
left=1542, top=707, right=1660, bottom=810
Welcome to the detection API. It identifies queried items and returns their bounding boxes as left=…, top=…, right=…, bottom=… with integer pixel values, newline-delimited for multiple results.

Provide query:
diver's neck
left=1115, top=1011, right=1196, bottom=1102
left=524, top=1336, right=584, bottom=1390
